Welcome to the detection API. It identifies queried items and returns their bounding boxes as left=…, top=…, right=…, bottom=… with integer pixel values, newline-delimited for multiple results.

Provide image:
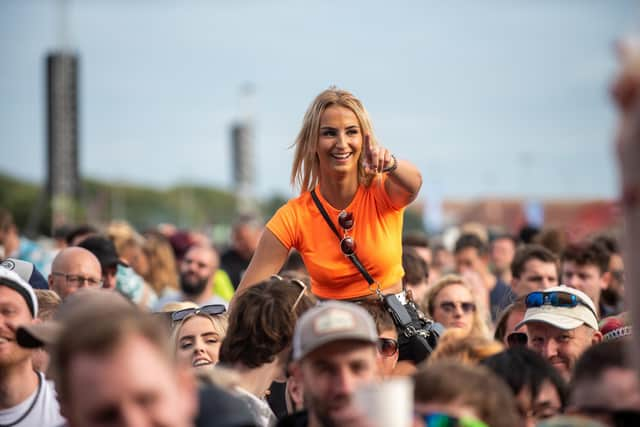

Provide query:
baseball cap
left=0, top=266, right=38, bottom=317
left=292, top=301, right=377, bottom=361
left=516, top=286, right=598, bottom=331
left=0, top=258, right=49, bottom=290
left=16, top=288, right=135, bottom=348
left=77, top=236, right=127, bottom=271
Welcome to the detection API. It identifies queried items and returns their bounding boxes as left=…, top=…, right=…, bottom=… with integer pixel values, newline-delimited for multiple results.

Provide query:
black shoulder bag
left=310, top=189, right=443, bottom=364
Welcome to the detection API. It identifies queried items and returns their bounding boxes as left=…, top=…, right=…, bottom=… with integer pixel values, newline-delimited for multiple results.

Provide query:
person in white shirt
left=0, top=266, right=65, bottom=427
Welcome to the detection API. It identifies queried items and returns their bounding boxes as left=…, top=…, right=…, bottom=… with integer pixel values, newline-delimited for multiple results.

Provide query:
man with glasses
left=48, top=247, right=103, bottom=299
left=516, top=286, right=602, bottom=381
left=279, top=301, right=380, bottom=427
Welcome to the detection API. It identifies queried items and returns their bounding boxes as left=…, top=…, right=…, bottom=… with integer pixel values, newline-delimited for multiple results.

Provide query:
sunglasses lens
left=507, top=332, right=528, bottom=347
left=202, top=305, right=226, bottom=316
left=378, top=338, right=398, bottom=357
left=525, top=292, right=544, bottom=308
left=440, top=302, right=454, bottom=312
left=171, top=308, right=194, bottom=322
left=341, top=236, right=356, bottom=255
left=338, top=211, right=354, bottom=230
left=551, top=292, right=576, bottom=307
left=461, top=303, right=475, bottom=313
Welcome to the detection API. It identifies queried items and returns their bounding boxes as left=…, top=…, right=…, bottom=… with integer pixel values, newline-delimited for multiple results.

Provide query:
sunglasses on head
left=270, top=274, right=308, bottom=311
left=525, top=291, right=596, bottom=316
left=439, top=301, right=476, bottom=314
left=418, top=412, right=488, bottom=427
left=377, top=337, right=399, bottom=357
left=338, top=210, right=356, bottom=256
left=507, top=332, right=528, bottom=348
left=171, top=304, right=226, bottom=322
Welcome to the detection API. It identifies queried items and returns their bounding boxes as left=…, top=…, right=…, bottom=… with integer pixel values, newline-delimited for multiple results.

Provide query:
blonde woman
left=425, top=274, right=491, bottom=339
left=236, top=88, right=422, bottom=301
left=168, top=302, right=228, bottom=371
left=142, top=231, right=180, bottom=297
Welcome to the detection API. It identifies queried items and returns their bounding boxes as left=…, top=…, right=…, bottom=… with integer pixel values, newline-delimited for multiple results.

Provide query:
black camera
left=382, top=294, right=444, bottom=364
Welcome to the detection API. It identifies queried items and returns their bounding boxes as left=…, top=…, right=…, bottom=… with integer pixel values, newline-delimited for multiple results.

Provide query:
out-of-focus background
left=1, top=0, right=638, bottom=239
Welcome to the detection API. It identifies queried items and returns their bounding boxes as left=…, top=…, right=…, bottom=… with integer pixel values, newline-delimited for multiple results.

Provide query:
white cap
left=516, top=286, right=598, bottom=331
left=0, top=266, right=38, bottom=317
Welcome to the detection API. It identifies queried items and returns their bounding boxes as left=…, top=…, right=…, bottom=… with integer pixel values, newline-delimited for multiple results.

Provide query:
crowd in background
left=0, top=204, right=635, bottom=427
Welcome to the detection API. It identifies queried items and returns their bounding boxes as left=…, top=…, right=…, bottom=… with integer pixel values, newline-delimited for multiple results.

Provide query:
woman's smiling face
left=316, top=105, right=363, bottom=177
left=176, top=315, right=222, bottom=370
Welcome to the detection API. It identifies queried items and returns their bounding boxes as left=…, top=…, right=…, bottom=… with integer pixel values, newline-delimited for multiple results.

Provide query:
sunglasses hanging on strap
left=310, top=189, right=378, bottom=291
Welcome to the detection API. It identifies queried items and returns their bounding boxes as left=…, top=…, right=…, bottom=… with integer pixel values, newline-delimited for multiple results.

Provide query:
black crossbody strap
left=310, top=190, right=341, bottom=239
left=310, top=189, right=376, bottom=285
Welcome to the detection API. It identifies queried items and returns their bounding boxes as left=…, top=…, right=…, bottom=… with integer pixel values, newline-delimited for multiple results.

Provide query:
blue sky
left=1, top=0, right=638, bottom=203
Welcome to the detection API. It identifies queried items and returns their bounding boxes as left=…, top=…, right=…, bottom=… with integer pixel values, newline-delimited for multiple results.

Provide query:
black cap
left=77, top=236, right=127, bottom=271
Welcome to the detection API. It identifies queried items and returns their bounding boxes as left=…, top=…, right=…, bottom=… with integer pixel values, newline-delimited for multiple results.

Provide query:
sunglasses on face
left=171, top=304, right=226, bottom=322
left=506, top=332, right=528, bottom=348
left=338, top=210, right=356, bottom=256
left=377, top=337, right=399, bottom=357
left=525, top=291, right=596, bottom=316
left=418, top=412, right=489, bottom=427
left=439, top=301, right=476, bottom=314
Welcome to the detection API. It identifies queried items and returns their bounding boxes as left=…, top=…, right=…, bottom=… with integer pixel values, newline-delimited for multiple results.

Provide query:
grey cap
left=292, top=301, right=378, bottom=361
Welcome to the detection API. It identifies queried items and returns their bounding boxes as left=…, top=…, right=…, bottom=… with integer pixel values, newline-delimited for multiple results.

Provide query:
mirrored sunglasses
left=525, top=291, right=596, bottom=316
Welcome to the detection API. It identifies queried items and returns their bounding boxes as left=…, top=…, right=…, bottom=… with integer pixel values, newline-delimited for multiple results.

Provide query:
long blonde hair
left=290, top=87, right=378, bottom=193
left=143, top=232, right=179, bottom=295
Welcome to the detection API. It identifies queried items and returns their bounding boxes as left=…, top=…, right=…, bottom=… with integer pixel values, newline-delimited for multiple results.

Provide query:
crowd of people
left=1, top=61, right=640, bottom=427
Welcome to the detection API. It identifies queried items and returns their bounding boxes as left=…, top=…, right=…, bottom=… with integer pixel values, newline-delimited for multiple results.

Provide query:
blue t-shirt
left=489, top=278, right=515, bottom=321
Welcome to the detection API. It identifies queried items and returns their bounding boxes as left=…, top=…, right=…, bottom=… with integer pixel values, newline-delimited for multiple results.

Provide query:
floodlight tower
left=231, top=83, right=257, bottom=215
left=46, top=0, right=81, bottom=230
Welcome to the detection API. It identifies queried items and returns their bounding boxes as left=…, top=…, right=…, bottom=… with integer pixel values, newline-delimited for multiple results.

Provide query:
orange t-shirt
left=266, top=175, right=405, bottom=300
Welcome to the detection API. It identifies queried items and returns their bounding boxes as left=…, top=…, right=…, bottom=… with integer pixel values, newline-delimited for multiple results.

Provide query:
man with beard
left=278, top=301, right=380, bottom=427
left=0, top=266, right=65, bottom=426
left=155, top=245, right=227, bottom=310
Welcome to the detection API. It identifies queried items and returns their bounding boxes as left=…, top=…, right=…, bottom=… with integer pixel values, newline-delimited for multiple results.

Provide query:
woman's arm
left=232, top=229, right=290, bottom=300
left=363, top=136, right=422, bottom=207
left=384, top=158, right=423, bottom=208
